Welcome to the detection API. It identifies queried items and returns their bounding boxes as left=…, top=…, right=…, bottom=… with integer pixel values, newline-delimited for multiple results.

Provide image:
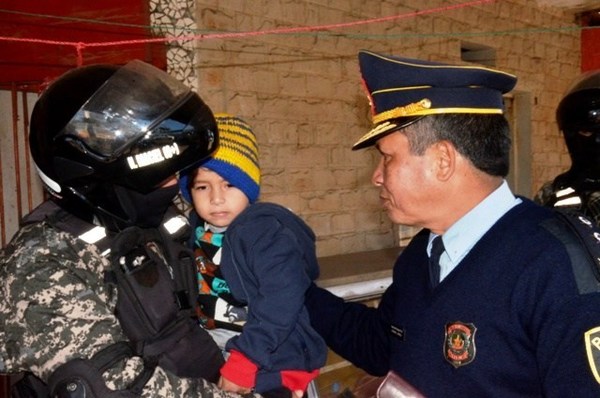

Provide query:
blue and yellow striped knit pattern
left=202, top=113, right=261, bottom=202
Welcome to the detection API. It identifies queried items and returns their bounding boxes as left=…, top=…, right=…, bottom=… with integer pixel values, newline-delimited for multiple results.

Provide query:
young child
left=179, top=114, right=327, bottom=397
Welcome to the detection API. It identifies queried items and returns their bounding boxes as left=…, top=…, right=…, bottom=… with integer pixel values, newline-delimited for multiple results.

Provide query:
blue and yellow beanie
left=180, top=113, right=260, bottom=203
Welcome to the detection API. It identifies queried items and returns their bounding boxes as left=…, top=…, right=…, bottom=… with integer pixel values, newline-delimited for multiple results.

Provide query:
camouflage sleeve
left=0, top=222, right=255, bottom=398
left=0, top=222, right=122, bottom=380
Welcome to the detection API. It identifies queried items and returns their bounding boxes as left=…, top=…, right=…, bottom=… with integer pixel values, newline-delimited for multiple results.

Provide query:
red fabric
left=220, top=350, right=258, bottom=388
left=281, top=369, right=320, bottom=392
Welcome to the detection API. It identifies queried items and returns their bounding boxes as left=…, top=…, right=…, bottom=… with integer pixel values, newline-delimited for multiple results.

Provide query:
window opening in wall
left=461, top=42, right=496, bottom=67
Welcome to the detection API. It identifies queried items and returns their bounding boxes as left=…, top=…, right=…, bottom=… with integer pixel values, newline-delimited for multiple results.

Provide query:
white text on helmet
left=127, top=143, right=181, bottom=169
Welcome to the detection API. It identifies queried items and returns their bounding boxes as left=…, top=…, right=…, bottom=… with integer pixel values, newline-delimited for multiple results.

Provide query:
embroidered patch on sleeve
left=585, top=326, right=600, bottom=385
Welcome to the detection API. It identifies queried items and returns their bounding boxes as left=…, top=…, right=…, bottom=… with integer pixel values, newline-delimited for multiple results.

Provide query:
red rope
left=0, top=0, right=496, bottom=64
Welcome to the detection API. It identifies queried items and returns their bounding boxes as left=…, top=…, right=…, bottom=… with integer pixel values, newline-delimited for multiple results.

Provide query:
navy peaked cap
left=353, top=50, right=518, bottom=150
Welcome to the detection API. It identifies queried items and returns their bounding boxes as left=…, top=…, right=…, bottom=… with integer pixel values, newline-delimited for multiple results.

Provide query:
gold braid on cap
left=372, top=99, right=432, bottom=125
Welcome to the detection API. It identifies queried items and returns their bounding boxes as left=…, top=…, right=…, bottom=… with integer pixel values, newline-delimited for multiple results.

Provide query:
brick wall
left=177, top=0, right=580, bottom=257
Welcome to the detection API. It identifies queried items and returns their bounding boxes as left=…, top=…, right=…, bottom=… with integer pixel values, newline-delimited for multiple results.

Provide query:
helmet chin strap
left=114, top=184, right=180, bottom=229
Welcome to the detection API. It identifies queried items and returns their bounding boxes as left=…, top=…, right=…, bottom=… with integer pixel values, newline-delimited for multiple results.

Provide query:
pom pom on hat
left=180, top=113, right=260, bottom=203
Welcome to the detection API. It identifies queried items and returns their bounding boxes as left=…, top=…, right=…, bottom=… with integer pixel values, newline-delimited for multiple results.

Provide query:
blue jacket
left=306, top=199, right=600, bottom=397
left=221, top=202, right=327, bottom=392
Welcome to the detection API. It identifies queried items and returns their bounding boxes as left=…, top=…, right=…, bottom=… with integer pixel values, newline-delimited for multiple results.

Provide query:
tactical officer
left=0, top=60, right=248, bottom=397
left=535, top=70, right=600, bottom=224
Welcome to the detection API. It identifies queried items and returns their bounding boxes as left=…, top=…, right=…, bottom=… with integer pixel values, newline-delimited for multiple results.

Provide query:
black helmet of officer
left=556, top=70, right=600, bottom=177
left=29, top=60, right=218, bottom=231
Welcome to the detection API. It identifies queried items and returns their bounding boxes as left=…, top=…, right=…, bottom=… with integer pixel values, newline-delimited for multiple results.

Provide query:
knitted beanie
left=180, top=113, right=261, bottom=203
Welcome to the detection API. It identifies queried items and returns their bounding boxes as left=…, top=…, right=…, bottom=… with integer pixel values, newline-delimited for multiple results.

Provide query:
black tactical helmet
left=30, top=60, right=218, bottom=230
left=556, top=70, right=600, bottom=174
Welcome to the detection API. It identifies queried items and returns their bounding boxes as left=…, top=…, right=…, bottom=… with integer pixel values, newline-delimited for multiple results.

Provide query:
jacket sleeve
left=224, top=218, right=313, bottom=370
left=305, top=281, right=393, bottom=376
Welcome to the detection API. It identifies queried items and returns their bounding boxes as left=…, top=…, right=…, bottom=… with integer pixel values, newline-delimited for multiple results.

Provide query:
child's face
left=190, top=167, right=250, bottom=228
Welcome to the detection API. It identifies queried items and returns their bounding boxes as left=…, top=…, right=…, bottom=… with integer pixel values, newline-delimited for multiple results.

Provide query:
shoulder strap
left=23, top=200, right=112, bottom=255
left=541, top=209, right=600, bottom=294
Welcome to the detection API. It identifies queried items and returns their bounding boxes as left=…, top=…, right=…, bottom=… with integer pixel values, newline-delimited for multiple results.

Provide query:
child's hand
left=218, top=376, right=253, bottom=394
left=291, top=390, right=304, bottom=398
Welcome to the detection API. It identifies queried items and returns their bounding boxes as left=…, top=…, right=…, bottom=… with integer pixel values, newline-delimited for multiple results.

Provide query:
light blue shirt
left=428, top=180, right=522, bottom=282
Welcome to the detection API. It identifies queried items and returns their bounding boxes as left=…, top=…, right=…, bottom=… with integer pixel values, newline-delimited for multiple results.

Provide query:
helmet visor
left=58, top=60, right=192, bottom=159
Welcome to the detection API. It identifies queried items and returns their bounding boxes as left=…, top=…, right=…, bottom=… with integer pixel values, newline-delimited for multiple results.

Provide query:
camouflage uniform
left=0, top=218, right=254, bottom=398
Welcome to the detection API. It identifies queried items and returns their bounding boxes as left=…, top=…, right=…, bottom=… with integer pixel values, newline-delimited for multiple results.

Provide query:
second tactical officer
left=535, top=70, right=600, bottom=224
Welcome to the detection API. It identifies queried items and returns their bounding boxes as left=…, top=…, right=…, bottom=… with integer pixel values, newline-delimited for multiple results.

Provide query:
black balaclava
left=115, top=184, right=180, bottom=228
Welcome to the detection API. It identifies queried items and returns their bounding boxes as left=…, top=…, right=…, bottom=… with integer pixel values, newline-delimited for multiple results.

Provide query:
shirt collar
left=430, top=180, right=521, bottom=269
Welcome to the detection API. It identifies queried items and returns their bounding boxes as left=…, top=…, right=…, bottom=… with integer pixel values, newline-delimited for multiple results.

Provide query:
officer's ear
left=431, top=140, right=456, bottom=182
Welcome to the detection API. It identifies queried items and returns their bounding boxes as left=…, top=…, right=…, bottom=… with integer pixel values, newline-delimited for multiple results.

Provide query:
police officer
left=0, top=60, right=250, bottom=397
left=305, top=51, right=600, bottom=397
left=535, top=70, right=600, bottom=224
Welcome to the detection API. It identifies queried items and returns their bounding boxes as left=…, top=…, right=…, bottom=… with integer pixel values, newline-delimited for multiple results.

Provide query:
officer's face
left=371, top=131, right=442, bottom=228
left=190, top=168, right=249, bottom=228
